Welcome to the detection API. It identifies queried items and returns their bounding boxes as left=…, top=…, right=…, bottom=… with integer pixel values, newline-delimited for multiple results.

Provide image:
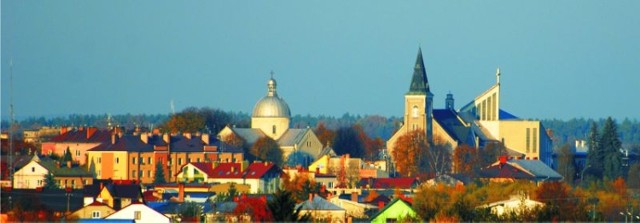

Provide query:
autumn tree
left=222, top=133, right=246, bottom=150
left=162, top=107, right=233, bottom=134
left=453, top=144, right=478, bottom=174
left=233, top=196, right=272, bottom=221
left=365, top=137, right=385, bottom=161
left=480, top=142, right=505, bottom=167
left=534, top=182, right=584, bottom=221
left=250, top=136, right=284, bottom=166
left=556, top=143, right=576, bottom=184
left=314, top=122, right=336, bottom=148
left=333, top=126, right=365, bottom=158
left=392, top=130, right=428, bottom=177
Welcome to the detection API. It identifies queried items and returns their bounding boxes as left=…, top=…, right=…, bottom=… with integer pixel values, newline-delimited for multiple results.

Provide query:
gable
left=15, top=161, right=49, bottom=176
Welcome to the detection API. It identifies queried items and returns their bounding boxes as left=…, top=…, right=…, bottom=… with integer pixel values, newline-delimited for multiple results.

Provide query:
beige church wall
left=297, top=130, right=323, bottom=159
left=251, top=117, right=290, bottom=139
left=479, top=120, right=501, bottom=140
left=499, top=120, right=542, bottom=158
left=404, top=95, right=427, bottom=131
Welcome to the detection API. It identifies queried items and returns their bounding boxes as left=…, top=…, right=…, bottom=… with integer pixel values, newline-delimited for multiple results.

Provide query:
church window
left=492, top=93, right=497, bottom=120
left=533, top=128, right=538, bottom=153
left=488, top=96, right=493, bottom=121
left=412, top=106, right=419, bottom=118
left=272, top=125, right=276, bottom=135
left=526, top=128, right=531, bottom=153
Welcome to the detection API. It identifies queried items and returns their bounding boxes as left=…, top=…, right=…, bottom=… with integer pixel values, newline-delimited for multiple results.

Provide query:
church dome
left=252, top=77, right=291, bottom=118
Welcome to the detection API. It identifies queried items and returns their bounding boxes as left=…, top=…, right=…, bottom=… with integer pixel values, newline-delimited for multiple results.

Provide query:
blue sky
left=2, top=1, right=639, bottom=120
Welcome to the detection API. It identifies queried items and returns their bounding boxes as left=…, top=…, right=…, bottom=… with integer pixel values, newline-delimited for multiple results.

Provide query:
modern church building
left=387, top=49, right=553, bottom=169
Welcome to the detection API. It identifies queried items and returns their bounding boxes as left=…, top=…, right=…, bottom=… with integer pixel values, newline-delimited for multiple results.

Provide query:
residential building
left=67, top=201, right=116, bottom=220
left=191, top=162, right=281, bottom=194
left=41, top=127, right=112, bottom=165
left=370, top=198, right=418, bottom=223
left=12, top=155, right=93, bottom=189
left=104, top=202, right=170, bottom=223
left=297, top=195, right=346, bottom=223
left=478, top=157, right=563, bottom=183
left=478, top=194, right=544, bottom=216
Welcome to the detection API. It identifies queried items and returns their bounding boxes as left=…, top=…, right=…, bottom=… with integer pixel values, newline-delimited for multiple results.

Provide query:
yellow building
left=387, top=49, right=553, bottom=170
left=219, top=75, right=323, bottom=165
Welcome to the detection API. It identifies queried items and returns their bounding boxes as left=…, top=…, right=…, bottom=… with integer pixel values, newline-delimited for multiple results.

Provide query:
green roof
left=38, top=158, right=93, bottom=177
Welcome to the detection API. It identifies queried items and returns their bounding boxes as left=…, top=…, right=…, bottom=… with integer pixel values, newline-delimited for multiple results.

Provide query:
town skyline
left=2, top=1, right=640, bottom=121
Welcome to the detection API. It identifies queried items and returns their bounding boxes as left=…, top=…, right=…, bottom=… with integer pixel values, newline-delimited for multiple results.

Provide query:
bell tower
left=404, top=48, right=433, bottom=139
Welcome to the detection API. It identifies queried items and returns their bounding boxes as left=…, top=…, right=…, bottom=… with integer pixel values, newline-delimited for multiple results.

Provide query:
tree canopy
left=250, top=136, right=284, bottom=167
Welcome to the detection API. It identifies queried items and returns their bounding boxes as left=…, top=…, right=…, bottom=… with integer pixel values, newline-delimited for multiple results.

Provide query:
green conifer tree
left=153, top=162, right=166, bottom=184
left=600, top=117, right=623, bottom=179
left=585, top=122, right=603, bottom=180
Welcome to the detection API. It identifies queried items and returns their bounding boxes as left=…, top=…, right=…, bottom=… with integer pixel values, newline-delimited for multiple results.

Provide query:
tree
left=222, top=134, right=245, bottom=150
left=480, top=142, right=505, bottom=167
left=43, top=172, right=57, bottom=189
left=267, top=188, right=311, bottom=222
left=600, top=117, right=623, bottom=180
left=163, top=107, right=206, bottom=133
left=314, top=122, right=336, bottom=148
left=453, top=144, right=478, bottom=174
left=426, top=136, right=453, bottom=176
left=63, top=147, right=73, bottom=162
left=534, top=182, right=583, bottom=221
left=586, top=122, right=603, bottom=180
left=250, top=137, right=284, bottom=166
left=628, top=163, right=640, bottom=189
left=333, top=126, right=365, bottom=158
left=174, top=202, right=203, bottom=222
left=556, top=144, right=576, bottom=184
left=365, top=137, right=385, bottom=161
left=392, top=130, right=428, bottom=177
left=233, top=196, right=272, bottom=221
left=153, top=162, right=166, bottom=184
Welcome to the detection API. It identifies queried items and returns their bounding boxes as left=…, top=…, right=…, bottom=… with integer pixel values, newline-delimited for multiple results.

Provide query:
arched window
left=412, top=105, right=419, bottom=118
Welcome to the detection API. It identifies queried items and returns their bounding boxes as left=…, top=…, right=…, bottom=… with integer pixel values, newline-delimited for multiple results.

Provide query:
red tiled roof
left=88, top=200, right=108, bottom=206
left=244, top=162, right=279, bottom=179
left=360, top=177, right=419, bottom=189
left=189, top=162, right=216, bottom=176
left=50, top=128, right=112, bottom=143
left=209, top=163, right=244, bottom=178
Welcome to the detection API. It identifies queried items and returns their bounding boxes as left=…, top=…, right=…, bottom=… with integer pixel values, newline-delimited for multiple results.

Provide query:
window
left=98, top=157, right=101, bottom=164
left=272, top=125, right=276, bottom=134
left=526, top=128, right=531, bottom=153
left=147, top=170, right=151, bottom=177
left=132, top=170, right=136, bottom=177
left=187, top=158, right=191, bottom=163
left=134, top=211, right=141, bottom=220
left=132, top=157, right=136, bottom=164
left=412, top=105, right=419, bottom=118
left=533, top=128, right=538, bottom=153
left=92, top=211, right=101, bottom=218
left=32, top=167, right=35, bottom=172
left=139, top=170, right=143, bottom=178
left=76, top=150, right=80, bottom=157
left=148, top=157, right=152, bottom=165
left=116, top=157, right=119, bottom=164
left=178, top=158, right=182, bottom=165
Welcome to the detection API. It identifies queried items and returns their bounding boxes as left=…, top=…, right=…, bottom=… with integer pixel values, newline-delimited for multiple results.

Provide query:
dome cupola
left=252, top=75, right=291, bottom=118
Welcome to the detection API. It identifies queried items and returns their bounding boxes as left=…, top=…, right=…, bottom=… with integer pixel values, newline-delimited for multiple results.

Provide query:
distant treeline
left=3, top=111, right=639, bottom=148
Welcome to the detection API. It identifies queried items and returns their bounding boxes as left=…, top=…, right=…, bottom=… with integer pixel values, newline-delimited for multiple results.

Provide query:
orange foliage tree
left=453, top=144, right=478, bottom=174
left=250, top=136, right=283, bottom=166
left=314, top=122, right=336, bottom=148
left=392, top=130, right=428, bottom=177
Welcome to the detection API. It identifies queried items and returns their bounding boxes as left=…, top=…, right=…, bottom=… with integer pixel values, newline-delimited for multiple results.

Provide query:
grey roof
left=296, top=196, right=345, bottom=211
left=509, top=159, right=562, bottom=180
left=407, top=48, right=431, bottom=95
left=277, top=128, right=307, bottom=146
left=318, top=146, right=338, bottom=158
left=231, top=128, right=266, bottom=145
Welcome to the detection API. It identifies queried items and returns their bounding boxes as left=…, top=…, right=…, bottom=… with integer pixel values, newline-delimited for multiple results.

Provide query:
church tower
left=251, top=74, right=291, bottom=140
left=404, top=48, right=434, bottom=139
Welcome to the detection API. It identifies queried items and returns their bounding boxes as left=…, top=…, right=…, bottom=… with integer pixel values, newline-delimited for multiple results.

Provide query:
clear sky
left=2, top=1, right=639, bottom=121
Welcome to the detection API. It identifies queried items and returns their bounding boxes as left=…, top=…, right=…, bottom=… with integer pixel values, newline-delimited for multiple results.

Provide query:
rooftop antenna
left=8, top=58, right=15, bottom=185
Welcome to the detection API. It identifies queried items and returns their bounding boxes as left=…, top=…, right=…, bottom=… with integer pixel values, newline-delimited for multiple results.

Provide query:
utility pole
left=8, top=58, right=15, bottom=187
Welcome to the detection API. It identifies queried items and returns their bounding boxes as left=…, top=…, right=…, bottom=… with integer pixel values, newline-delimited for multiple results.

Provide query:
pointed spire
left=408, top=48, right=431, bottom=95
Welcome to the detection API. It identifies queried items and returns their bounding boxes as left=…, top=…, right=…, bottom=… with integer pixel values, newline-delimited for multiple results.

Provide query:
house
left=478, top=157, right=563, bottom=183
left=370, top=198, right=418, bottom=223
left=41, top=127, right=112, bottom=165
left=478, top=194, right=544, bottom=216
left=359, top=177, right=420, bottom=191
left=84, top=182, right=143, bottom=210
left=181, top=162, right=281, bottom=194
left=12, top=155, right=93, bottom=189
left=425, top=174, right=470, bottom=187
left=104, top=202, right=170, bottom=223
left=67, top=201, right=116, bottom=220
left=296, top=195, right=346, bottom=223
left=329, top=197, right=378, bottom=219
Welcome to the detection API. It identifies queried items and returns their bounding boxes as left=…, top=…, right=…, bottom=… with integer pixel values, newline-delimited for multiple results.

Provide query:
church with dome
left=386, top=48, right=553, bottom=170
left=218, top=75, right=323, bottom=165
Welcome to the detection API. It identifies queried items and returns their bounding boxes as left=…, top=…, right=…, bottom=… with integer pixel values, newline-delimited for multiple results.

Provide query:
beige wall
left=13, top=161, right=47, bottom=189
left=68, top=205, right=115, bottom=220
left=404, top=95, right=427, bottom=132
left=88, top=151, right=128, bottom=180
left=499, top=120, right=542, bottom=158
left=251, top=117, right=290, bottom=140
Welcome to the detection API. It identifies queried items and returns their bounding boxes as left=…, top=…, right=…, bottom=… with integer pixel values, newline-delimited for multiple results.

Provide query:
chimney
left=111, top=134, right=117, bottom=144
left=201, top=134, right=210, bottom=145
left=378, top=201, right=385, bottom=209
left=309, top=193, right=314, bottom=202
left=87, top=127, right=97, bottom=139
left=56, top=161, right=61, bottom=168
left=67, top=161, right=72, bottom=168
left=499, top=156, right=507, bottom=164
left=178, top=183, right=185, bottom=203
left=140, top=134, right=149, bottom=144
left=231, top=166, right=235, bottom=173
left=351, top=192, right=358, bottom=202
left=163, top=134, right=170, bottom=143
left=152, top=128, right=161, bottom=135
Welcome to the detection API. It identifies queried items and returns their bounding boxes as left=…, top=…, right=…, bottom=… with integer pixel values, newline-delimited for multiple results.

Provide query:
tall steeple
left=408, top=48, right=431, bottom=95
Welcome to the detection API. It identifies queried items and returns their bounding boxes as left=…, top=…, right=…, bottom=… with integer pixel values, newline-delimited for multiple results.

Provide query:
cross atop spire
left=496, top=67, right=501, bottom=84
left=408, top=47, right=431, bottom=95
